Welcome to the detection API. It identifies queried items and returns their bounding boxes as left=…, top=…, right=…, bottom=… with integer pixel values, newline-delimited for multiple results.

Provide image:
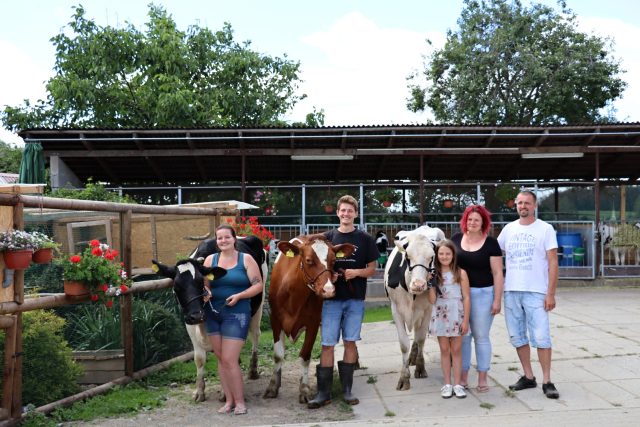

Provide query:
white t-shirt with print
left=497, top=219, right=558, bottom=294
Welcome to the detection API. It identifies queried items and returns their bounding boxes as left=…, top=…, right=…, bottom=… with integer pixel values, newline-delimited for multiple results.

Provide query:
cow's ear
left=200, top=265, right=227, bottom=281
left=394, top=239, right=407, bottom=253
left=278, top=241, right=300, bottom=257
left=333, top=243, right=355, bottom=258
left=152, top=259, right=175, bottom=278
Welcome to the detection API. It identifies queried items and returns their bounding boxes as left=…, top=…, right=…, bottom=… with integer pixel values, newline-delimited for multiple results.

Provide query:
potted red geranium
left=58, top=239, right=131, bottom=307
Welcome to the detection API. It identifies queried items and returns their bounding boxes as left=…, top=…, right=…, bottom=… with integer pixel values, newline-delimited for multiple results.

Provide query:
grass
left=363, top=305, right=392, bottom=323
left=480, top=402, right=495, bottom=410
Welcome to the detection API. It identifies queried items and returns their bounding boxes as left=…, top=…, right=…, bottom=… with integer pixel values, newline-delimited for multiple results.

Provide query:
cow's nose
left=323, top=282, right=335, bottom=298
left=410, top=280, right=427, bottom=294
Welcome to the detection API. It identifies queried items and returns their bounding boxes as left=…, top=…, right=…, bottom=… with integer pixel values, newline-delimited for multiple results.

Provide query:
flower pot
left=2, top=250, right=33, bottom=269
left=64, top=280, right=90, bottom=297
left=324, top=205, right=334, bottom=213
left=32, top=248, right=53, bottom=264
left=505, top=199, right=515, bottom=209
left=443, top=199, right=454, bottom=209
left=382, top=200, right=392, bottom=208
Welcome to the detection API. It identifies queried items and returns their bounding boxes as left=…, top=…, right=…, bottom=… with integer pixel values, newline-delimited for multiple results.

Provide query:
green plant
left=374, top=187, right=401, bottom=205
left=0, top=310, right=82, bottom=407
left=30, top=231, right=61, bottom=251
left=65, top=301, right=189, bottom=370
left=495, top=184, right=520, bottom=203
left=57, top=239, right=131, bottom=307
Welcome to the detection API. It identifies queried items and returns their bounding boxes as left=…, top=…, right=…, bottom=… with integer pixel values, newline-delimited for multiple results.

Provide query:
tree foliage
left=2, top=4, right=309, bottom=131
left=0, top=141, right=23, bottom=173
left=407, top=0, right=627, bottom=125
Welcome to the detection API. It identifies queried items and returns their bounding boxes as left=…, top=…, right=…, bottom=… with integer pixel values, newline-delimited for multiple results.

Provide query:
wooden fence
left=0, top=191, right=236, bottom=426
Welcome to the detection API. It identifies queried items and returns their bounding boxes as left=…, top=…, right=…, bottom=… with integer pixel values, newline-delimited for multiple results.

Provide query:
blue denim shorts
left=204, top=301, right=250, bottom=341
left=504, top=291, right=551, bottom=349
left=321, top=299, right=365, bottom=346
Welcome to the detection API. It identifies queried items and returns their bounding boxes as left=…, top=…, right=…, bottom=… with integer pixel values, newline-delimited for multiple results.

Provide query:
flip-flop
left=476, top=385, right=490, bottom=393
left=217, top=404, right=234, bottom=414
left=234, top=406, right=248, bottom=415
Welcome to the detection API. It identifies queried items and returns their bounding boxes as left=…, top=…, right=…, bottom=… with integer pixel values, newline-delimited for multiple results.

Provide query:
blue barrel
left=557, top=233, right=582, bottom=266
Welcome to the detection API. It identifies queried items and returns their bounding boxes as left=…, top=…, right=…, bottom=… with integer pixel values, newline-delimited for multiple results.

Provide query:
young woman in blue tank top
left=203, top=224, right=263, bottom=415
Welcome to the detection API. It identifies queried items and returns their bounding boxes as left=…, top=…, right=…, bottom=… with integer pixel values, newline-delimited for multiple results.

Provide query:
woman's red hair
left=460, top=205, right=492, bottom=235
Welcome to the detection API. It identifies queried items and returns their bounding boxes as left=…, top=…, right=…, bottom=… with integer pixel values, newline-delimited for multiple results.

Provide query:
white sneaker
left=453, top=384, right=467, bottom=398
left=440, top=384, right=453, bottom=398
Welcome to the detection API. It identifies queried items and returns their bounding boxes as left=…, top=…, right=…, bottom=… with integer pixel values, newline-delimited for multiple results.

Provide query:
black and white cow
left=599, top=221, right=640, bottom=265
left=153, top=235, right=268, bottom=402
left=384, top=225, right=445, bottom=391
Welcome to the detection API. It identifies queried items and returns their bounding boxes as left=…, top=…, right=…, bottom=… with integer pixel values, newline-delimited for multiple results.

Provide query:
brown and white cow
left=384, top=225, right=444, bottom=391
left=263, top=234, right=354, bottom=403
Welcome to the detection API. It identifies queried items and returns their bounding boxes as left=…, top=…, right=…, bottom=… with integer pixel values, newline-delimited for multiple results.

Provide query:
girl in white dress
left=428, top=239, right=471, bottom=399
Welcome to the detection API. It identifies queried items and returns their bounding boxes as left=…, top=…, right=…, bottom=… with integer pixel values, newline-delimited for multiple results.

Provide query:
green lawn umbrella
left=18, top=141, right=45, bottom=184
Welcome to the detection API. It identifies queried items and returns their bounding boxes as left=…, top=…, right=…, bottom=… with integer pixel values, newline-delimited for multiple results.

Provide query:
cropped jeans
left=461, top=286, right=495, bottom=373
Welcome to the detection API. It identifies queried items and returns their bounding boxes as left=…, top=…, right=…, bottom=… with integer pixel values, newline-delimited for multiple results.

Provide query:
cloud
left=289, top=12, right=443, bottom=126
left=0, top=39, right=52, bottom=145
left=577, top=16, right=640, bottom=122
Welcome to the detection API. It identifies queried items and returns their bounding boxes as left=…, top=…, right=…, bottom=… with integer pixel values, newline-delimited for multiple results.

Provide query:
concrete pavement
left=301, top=286, right=640, bottom=426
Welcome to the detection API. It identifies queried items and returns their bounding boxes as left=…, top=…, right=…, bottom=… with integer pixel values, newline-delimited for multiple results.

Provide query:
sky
left=1, top=0, right=639, bottom=146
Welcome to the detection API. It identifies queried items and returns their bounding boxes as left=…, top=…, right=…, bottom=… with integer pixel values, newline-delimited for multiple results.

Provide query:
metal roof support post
left=595, top=152, right=601, bottom=275
left=301, top=184, right=306, bottom=234
left=476, top=182, right=481, bottom=204
left=419, top=155, right=424, bottom=225
left=177, top=186, right=182, bottom=205
left=359, top=183, right=364, bottom=229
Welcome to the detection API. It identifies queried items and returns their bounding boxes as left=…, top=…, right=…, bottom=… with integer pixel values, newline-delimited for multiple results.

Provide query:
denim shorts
left=204, top=301, right=250, bottom=341
left=321, top=299, right=365, bottom=346
left=504, top=291, right=551, bottom=349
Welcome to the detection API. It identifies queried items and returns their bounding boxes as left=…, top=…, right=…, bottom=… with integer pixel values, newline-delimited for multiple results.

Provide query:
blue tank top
left=211, top=252, right=251, bottom=314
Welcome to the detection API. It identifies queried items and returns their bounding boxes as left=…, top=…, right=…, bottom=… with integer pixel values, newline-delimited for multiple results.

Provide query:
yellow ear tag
left=336, top=251, right=345, bottom=258
left=206, top=273, right=215, bottom=280
left=151, top=264, right=159, bottom=273
left=286, top=249, right=295, bottom=257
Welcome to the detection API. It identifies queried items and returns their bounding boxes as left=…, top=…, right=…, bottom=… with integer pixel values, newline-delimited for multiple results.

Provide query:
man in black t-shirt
left=308, top=195, right=378, bottom=409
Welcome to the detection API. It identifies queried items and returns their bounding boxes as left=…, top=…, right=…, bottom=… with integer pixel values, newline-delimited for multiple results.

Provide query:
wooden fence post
left=119, top=210, right=134, bottom=377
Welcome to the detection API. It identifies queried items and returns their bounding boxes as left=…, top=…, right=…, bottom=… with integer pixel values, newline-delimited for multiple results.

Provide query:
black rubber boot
left=338, top=361, right=359, bottom=405
left=307, top=365, right=333, bottom=409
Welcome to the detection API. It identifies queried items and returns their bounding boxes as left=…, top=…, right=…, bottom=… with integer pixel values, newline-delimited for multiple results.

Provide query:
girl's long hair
left=433, top=239, right=462, bottom=285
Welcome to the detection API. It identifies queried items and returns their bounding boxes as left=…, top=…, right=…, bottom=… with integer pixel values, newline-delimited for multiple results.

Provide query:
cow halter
left=406, top=256, right=435, bottom=276
left=299, top=261, right=332, bottom=292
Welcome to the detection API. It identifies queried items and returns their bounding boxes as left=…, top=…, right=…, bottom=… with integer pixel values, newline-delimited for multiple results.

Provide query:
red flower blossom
left=104, top=250, right=116, bottom=260
left=101, top=284, right=109, bottom=292
left=90, top=239, right=100, bottom=247
left=120, top=284, right=129, bottom=292
left=90, top=294, right=99, bottom=302
left=70, top=255, right=81, bottom=263
left=91, top=247, right=103, bottom=257
left=105, top=300, right=113, bottom=308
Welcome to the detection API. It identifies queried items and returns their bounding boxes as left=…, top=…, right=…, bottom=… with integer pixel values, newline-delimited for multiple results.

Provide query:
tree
left=0, top=141, right=23, bottom=173
left=2, top=4, right=308, bottom=131
left=407, top=0, right=627, bottom=125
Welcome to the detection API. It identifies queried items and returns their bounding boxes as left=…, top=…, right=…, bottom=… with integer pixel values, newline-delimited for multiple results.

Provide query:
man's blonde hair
left=337, top=195, right=358, bottom=211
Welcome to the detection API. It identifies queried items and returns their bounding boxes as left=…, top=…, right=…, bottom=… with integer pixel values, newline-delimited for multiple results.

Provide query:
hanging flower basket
left=324, top=204, right=335, bottom=213
left=2, top=249, right=33, bottom=269
left=382, top=200, right=392, bottom=208
left=505, top=199, right=515, bottom=209
left=64, top=280, right=90, bottom=297
left=32, top=248, right=54, bottom=264
left=443, top=199, right=454, bottom=209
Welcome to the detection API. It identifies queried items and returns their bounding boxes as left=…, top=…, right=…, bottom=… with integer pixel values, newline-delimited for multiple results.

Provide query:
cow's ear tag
left=151, top=264, right=159, bottom=273
left=286, top=249, right=295, bottom=257
left=336, top=251, right=345, bottom=258
left=206, top=273, right=215, bottom=280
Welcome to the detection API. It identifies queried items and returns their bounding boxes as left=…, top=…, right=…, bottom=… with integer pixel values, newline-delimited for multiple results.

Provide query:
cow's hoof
left=263, top=387, right=279, bottom=399
left=248, top=370, right=260, bottom=380
left=414, top=367, right=427, bottom=378
left=396, top=378, right=410, bottom=391
left=299, top=393, right=310, bottom=404
left=193, top=392, right=205, bottom=403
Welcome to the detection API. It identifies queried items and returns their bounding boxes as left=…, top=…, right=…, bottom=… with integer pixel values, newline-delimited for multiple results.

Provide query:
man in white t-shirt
left=497, top=190, right=560, bottom=399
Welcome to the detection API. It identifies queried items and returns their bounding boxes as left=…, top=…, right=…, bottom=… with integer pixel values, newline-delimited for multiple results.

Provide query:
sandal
left=234, top=406, right=248, bottom=415
left=217, top=404, right=234, bottom=414
left=476, top=385, right=490, bottom=393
